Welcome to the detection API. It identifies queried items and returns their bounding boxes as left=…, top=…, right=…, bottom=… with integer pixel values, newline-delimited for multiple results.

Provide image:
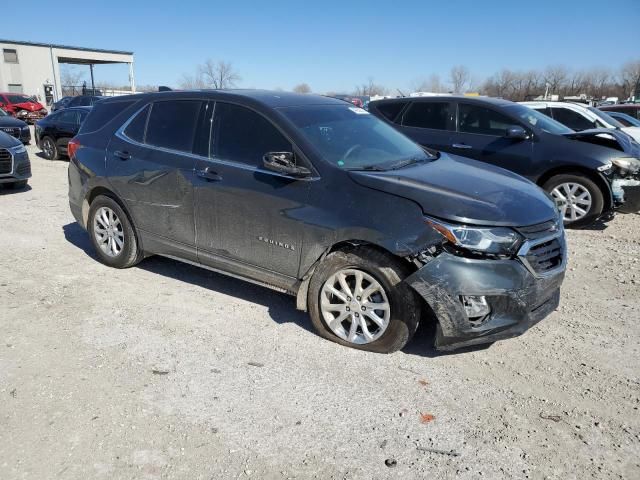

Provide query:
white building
left=0, top=39, right=134, bottom=106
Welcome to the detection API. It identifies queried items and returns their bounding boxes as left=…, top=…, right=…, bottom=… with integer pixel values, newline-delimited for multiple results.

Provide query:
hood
left=563, top=128, right=640, bottom=159
left=0, top=130, right=21, bottom=148
left=0, top=115, right=28, bottom=128
left=12, top=101, right=44, bottom=111
left=348, top=154, right=557, bottom=227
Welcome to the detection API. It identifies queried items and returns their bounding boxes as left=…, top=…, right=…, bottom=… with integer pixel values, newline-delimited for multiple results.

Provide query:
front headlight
left=21, top=125, right=30, bottom=131
left=425, top=217, right=523, bottom=256
left=611, top=157, right=640, bottom=175
left=9, top=144, right=27, bottom=155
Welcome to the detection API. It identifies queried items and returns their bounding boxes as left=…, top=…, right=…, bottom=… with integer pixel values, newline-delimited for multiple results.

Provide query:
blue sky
left=4, top=0, right=639, bottom=93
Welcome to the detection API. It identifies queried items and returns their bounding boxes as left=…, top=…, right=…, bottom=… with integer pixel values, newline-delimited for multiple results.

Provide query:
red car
left=0, top=93, right=47, bottom=123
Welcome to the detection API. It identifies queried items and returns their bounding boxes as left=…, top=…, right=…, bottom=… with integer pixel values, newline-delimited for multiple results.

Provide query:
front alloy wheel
left=550, top=182, right=592, bottom=222
left=320, top=269, right=391, bottom=344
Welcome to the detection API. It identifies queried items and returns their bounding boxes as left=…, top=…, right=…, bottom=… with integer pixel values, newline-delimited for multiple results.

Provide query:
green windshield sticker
left=338, top=160, right=345, bottom=166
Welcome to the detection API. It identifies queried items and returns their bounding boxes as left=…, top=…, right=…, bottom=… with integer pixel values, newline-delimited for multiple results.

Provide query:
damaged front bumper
left=612, top=177, right=640, bottom=214
left=406, top=236, right=566, bottom=351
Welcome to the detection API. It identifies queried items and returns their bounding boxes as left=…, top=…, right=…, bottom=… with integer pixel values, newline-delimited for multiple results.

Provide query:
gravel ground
left=1, top=134, right=639, bottom=479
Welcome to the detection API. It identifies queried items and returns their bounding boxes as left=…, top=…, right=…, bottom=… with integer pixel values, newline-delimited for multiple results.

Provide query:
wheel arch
left=295, top=238, right=419, bottom=312
left=82, top=186, right=141, bottom=249
left=537, top=166, right=613, bottom=212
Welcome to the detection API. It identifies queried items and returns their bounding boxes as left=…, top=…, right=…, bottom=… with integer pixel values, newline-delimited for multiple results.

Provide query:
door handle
left=452, top=143, right=472, bottom=149
left=196, top=167, right=222, bottom=182
left=114, top=150, right=131, bottom=160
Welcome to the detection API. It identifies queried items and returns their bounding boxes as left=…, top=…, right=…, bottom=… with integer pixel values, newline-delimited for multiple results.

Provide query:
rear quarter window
left=79, top=100, right=136, bottom=134
left=374, top=101, right=408, bottom=123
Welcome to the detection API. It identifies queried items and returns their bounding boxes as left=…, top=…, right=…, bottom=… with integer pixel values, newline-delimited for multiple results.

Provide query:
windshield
left=5, top=94, right=35, bottom=104
left=505, top=104, right=573, bottom=135
left=587, top=107, right=626, bottom=129
left=609, top=111, right=640, bottom=127
left=281, top=104, right=434, bottom=170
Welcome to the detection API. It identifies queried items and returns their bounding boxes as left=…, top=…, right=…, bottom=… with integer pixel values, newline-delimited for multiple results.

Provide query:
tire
left=542, top=174, right=604, bottom=228
left=308, top=246, right=421, bottom=353
left=87, top=195, right=143, bottom=268
left=41, top=136, right=59, bottom=160
left=5, top=180, right=28, bottom=189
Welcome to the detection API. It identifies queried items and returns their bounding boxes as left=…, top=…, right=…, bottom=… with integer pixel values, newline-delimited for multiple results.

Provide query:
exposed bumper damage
left=406, top=248, right=565, bottom=351
left=611, top=158, right=640, bottom=214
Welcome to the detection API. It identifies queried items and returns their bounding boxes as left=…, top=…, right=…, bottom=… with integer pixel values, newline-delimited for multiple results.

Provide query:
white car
left=520, top=101, right=640, bottom=143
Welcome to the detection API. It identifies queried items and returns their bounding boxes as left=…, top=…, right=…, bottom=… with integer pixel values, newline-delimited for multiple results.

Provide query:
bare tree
left=60, top=65, right=85, bottom=87
left=293, top=83, right=311, bottom=94
left=620, top=60, right=640, bottom=99
left=410, top=74, right=445, bottom=93
left=198, top=60, right=241, bottom=89
left=543, top=65, right=569, bottom=96
left=353, top=77, right=388, bottom=97
left=179, top=60, right=241, bottom=90
left=449, top=65, right=471, bottom=94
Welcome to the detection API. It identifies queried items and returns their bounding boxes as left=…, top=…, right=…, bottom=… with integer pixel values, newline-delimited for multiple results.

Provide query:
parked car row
left=368, top=96, right=640, bottom=225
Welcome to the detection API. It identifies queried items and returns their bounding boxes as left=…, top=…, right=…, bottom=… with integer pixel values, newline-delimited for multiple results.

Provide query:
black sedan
left=35, top=107, right=91, bottom=160
left=0, top=107, right=31, bottom=144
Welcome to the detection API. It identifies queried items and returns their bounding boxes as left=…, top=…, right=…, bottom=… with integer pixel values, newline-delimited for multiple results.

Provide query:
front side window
left=550, top=107, right=595, bottom=131
left=458, top=104, right=516, bottom=136
left=3, top=49, right=18, bottom=63
left=282, top=104, right=434, bottom=170
left=212, top=103, right=291, bottom=167
left=145, top=100, right=203, bottom=152
left=57, top=110, right=79, bottom=124
left=503, top=105, right=573, bottom=135
left=402, top=102, right=452, bottom=130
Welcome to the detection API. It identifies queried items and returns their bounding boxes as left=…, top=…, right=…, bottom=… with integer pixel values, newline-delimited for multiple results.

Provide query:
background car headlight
left=611, top=157, right=640, bottom=175
left=425, top=217, right=523, bottom=256
left=21, top=125, right=30, bottom=131
left=9, top=144, right=27, bottom=155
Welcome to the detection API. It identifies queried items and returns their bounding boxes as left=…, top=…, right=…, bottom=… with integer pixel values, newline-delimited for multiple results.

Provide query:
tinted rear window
left=374, top=101, right=407, bottom=122
left=145, top=100, right=202, bottom=152
left=402, top=102, right=452, bottom=130
left=79, top=100, right=136, bottom=134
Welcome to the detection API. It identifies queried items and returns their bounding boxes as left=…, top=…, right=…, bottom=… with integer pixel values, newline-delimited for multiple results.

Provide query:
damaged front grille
left=521, top=238, right=563, bottom=274
left=517, top=219, right=565, bottom=277
left=0, top=148, right=12, bottom=175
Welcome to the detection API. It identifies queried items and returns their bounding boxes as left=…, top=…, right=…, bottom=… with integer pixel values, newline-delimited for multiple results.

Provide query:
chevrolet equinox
left=68, top=90, right=566, bottom=353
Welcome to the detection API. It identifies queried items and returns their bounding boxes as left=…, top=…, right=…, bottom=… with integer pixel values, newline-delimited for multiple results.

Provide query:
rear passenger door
left=106, top=99, right=207, bottom=259
left=194, top=102, right=312, bottom=280
left=396, top=100, right=455, bottom=152
left=453, top=102, right=534, bottom=177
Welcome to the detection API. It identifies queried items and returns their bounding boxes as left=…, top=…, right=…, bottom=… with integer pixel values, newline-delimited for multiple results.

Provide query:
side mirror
left=263, top=152, right=311, bottom=178
left=505, top=126, right=528, bottom=140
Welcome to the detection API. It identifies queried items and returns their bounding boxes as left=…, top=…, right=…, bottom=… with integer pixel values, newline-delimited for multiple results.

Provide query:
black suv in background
left=35, top=107, right=91, bottom=160
left=68, top=91, right=566, bottom=353
left=369, top=96, right=640, bottom=226
left=0, top=107, right=30, bottom=144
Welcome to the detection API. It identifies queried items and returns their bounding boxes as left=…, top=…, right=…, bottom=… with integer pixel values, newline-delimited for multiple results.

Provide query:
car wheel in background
left=88, top=195, right=143, bottom=268
left=308, top=247, right=421, bottom=353
left=543, top=174, right=604, bottom=227
left=41, top=136, right=59, bottom=160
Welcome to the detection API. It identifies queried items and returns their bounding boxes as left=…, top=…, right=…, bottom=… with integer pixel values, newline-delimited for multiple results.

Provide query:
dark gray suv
left=68, top=90, right=566, bottom=353
left=0, top=131, right=31, bottom=189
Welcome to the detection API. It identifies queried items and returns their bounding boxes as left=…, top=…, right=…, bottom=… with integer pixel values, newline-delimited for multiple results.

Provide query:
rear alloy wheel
left=308, top=247, right=420, bottom=353
left=543, top=174, right=604, bottom=227
left=41, top=136, right=59, bottom=160
left=88, top=195, right=143, bottom=268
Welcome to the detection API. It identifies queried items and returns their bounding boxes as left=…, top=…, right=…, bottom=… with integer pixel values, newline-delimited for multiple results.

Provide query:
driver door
left=452, top=102, right=534, bottom=178
left=194, top=102, right=313, bottom=278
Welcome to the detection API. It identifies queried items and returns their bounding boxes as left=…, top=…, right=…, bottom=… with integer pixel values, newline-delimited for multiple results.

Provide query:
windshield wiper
left=349, top=164, right=388, bottom=171
left=386, top=156, right=429, bottom=170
